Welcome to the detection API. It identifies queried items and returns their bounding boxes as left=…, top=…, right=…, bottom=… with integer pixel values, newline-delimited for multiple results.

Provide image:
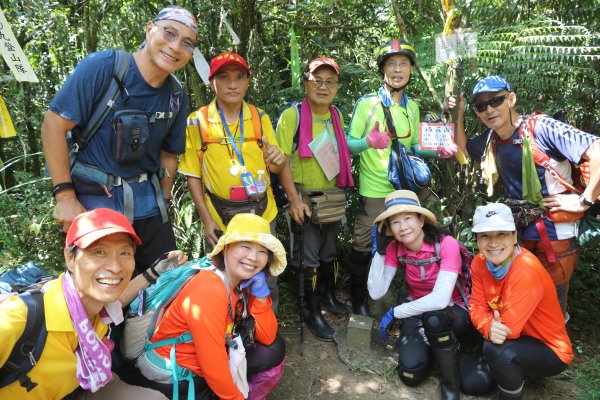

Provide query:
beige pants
left=73, top=374, right=167, bottom=400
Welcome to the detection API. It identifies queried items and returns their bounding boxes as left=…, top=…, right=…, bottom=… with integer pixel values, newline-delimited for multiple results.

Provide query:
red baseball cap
left=306, top=57, right=340, bottom=75
left=208, top=52, right=251, bottom=80
left=66, top=208, right=142, bottom=249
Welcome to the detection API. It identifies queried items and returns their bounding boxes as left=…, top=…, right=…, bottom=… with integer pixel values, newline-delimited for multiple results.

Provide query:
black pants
left=461, top=335, right=568, bottom=395
left=133, top=333, right=286, bottom=399
left=396, top=304, right=470, bottom=386
left=132, top=214, right=177, bottom=274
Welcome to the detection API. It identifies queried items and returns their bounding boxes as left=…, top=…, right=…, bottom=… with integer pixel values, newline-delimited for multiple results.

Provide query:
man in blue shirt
left=451, top=75, right=600, bottom=315
left=42, top=6, right=197, bottom=273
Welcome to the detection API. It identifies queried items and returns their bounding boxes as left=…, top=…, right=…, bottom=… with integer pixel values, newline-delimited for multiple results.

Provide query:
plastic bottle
left=255, top=169, right=268, bottom=193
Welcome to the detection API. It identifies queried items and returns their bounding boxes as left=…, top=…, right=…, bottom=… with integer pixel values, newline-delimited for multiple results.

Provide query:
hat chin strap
left=383, top=76, right=411, bottom=94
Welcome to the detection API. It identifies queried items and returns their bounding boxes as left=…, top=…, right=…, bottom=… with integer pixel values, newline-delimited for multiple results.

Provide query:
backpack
left=494, top=112, right=590, bottom=198
left=396, top=238, right=473, bottom=307
left=126, top=257, right=249, bottom=400
left=70, top=49, right=183, bottom=157
left=0, top=289, right=47, bottom=392
left=194, top=103, right=266, bottom=170
left=270, top=101, right=344, bottom=207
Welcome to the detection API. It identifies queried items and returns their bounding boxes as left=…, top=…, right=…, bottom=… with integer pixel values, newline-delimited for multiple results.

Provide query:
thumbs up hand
left=262, top=135, right=285, bottom=168
left=489, top=309, right=512, bottom=345
left=366, top=122, right=389, bottom=149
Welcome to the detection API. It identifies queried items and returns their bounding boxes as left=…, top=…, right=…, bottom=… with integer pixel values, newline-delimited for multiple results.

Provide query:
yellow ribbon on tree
left=0, top=95, right=16, bottom=138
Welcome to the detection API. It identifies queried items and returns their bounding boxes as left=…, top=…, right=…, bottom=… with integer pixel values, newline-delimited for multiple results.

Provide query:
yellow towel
left=481, top=137, right=498, bottom=197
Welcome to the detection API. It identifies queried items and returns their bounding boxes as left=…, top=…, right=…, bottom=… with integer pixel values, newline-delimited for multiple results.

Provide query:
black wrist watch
left=579, top=194, right=594, bottom=207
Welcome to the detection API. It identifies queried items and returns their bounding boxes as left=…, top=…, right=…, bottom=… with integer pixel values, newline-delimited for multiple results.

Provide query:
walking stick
left=293, top=216, right=310, bottom=357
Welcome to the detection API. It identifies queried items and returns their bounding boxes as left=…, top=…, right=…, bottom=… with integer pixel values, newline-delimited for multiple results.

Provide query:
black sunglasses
left=473, top=94, right=509, bottom=113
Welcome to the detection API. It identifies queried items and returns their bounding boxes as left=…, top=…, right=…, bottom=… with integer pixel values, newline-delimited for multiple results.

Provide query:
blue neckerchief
left=486, top=245, right=521, bottom=280
left=378, top=86, right=408, bottom=108
left=217, top=105, right=245, bottom=167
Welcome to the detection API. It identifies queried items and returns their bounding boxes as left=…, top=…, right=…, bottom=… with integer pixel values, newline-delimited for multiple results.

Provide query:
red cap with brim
left=306, top=57, right=339, bottom=75
left=209, top=52, right=251, bottom=80
left=65, top=208, right=142, bottom=249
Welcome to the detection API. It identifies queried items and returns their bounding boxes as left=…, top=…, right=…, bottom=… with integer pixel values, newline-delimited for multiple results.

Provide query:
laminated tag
left=240, top=169, right=259, bottom=197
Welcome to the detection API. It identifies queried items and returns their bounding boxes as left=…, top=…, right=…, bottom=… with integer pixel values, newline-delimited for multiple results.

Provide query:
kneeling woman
left=369, top=190, right=472, bottom=400
left=466, top=204, right=573, bottom=399
left=137, top=213, right=287, bottom=400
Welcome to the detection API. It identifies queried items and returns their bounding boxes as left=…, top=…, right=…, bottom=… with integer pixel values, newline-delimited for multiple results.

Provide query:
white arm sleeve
left=368, top=264, right=397, bottom=300
left=393, top=270, right=458, bottom=319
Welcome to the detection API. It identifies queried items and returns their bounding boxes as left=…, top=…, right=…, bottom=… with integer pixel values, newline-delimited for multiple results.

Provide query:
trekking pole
left=293, top=216, right=310, bottom=357
left=298, top=224, right=304, bottom=357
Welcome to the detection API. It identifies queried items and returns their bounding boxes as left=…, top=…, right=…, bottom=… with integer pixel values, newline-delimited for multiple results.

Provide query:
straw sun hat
left=374, top=190, right=437, bottom=235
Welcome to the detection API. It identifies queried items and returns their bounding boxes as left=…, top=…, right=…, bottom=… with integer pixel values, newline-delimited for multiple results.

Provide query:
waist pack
left=207, top=190, right=268, bottom=226
left=303, top=187, right=347, bottom=224
left=578, top=203, right=600, bottom=247
left=388, top=140, right=431, bottom=192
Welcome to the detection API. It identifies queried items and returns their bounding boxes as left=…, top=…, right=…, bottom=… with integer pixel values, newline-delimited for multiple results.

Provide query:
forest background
left=0, top=0, right=598, bottom=396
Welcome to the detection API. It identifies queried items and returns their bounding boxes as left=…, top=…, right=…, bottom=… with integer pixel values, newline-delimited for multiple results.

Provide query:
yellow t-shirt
left=0, top=275, right=109, bottom=399
left=276, top=105, right=346, bottom=191
left=178, top=100, right=279, bottom=230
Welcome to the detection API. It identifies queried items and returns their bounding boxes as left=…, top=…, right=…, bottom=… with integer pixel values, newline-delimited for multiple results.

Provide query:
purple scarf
left=297, top=97, right=354, bottom=188
left=62, top=273, right=119, bottom=392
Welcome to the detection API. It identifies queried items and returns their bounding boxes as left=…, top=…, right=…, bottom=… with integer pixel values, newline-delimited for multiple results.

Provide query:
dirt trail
left=270, top=312, right=580, bottom=400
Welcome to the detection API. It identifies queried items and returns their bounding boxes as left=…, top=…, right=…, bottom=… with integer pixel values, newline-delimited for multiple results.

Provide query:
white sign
left=192, top=48, right=210, bottom=85
left=0, top=9, right=38, bottom=82
left=435, top=29, right=477, bottom=63
left=419, top=122, right=455, bottom=150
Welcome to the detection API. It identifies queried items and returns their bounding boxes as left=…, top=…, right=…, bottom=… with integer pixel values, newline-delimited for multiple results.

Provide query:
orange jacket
left=152, top=270, right=278, bottom=400
left=469, top=248, right=573, bottom=365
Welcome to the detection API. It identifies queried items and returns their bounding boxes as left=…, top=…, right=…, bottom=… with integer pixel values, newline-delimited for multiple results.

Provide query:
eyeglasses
left=152, top=21, right=197, bottom=53
left=473, top=94, right=509, bottom=113
left=308, top=79, right=340, bottom=89
left=385, top=61, right=411, bottom=70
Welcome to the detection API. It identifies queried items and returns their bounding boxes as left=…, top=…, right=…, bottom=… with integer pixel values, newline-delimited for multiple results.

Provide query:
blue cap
left=468, top=76, right=511, bottom=104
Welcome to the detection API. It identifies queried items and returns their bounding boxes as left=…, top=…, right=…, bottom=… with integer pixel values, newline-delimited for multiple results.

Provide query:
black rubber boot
left=431, top=344, right=461, bottom=400
left=498, top=385, right=523, bottom=400
left=319, top=262, right=349, bottom=316
left=348, top=249, right=371, bottom=316
left=304, top=267, right=334, bottom=341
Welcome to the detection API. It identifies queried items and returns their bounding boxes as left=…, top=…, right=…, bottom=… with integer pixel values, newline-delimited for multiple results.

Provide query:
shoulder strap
left=291, top=103, right=301, bottom=153
left=165, top=74, right=183, bottom=132
left=249, top=104, right=265, bottom=146
left=361, top=99, right=381, bottom=138
left=521, top=113, right=580, bottom=194
left=0, top=289, right=47, bottom=392
left=74, top=49, right=130, bottom=153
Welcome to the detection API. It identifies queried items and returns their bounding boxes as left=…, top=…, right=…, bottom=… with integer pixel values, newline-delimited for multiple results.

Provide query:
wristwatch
left=579, top=194, right=594, bottom=207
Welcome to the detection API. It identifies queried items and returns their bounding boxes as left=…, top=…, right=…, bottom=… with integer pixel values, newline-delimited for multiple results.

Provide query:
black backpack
left=0, top=289, right=47, bottom=392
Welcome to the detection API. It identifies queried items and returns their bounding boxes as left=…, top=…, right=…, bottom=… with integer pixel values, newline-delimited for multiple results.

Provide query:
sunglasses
left=473, top=94, right=509, bottom=113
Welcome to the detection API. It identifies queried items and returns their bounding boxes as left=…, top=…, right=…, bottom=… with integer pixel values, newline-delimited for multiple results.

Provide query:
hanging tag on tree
left=0, top=95, right=16, bottom=139
left=289, top=26, right=300, bottom=88
left=0, top=9, right=38, bottom=83
left=193, top=48, right=210, bottom=85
